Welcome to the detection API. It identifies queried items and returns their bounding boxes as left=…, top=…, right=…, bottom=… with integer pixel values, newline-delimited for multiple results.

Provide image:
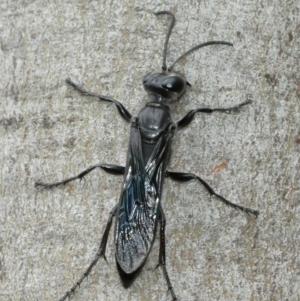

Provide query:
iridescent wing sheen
left=115, top=122, right=173, bottom=274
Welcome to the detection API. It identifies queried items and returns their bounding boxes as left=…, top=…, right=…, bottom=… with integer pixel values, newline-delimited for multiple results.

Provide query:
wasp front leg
left=66, top=79, right=132, bottom=122
left=176, top=100, right=252, bottom=129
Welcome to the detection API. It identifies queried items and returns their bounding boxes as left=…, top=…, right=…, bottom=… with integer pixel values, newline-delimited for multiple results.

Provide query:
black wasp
left=36, top=10, right=259, bottom=301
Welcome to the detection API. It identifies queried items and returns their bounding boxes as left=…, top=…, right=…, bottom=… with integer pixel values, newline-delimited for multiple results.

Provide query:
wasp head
left=143, top=71, right=189, bottom=102
left=145, top=11, right=232, bottom=103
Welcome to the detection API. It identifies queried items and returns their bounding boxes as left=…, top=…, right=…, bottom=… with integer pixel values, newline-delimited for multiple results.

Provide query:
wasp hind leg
left=157, top=205, right=178, bottom=301
left=58, top=203, right=118, bottom=301
left=166, top=171, right=259, bottom=217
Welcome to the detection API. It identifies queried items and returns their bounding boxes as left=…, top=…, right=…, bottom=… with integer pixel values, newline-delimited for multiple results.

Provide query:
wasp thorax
left=143, top=72, right=187, bottom=102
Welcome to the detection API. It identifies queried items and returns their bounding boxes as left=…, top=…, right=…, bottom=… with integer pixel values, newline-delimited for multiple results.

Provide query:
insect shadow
left=36, top=10, right=259, bottom=301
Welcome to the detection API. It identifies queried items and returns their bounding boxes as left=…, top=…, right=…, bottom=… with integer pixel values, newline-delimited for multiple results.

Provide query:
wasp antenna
left=168, top=41, right=233, bottom=71
left=154, top=11, right=176, bottom=71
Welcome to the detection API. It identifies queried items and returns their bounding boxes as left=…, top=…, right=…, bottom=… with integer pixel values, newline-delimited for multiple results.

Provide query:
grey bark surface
left=1, top=1, right=299, bottom=301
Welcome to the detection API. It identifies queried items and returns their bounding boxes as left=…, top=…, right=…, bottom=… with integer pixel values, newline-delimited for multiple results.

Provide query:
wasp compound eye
left=162, top=76, right=186, bottom=93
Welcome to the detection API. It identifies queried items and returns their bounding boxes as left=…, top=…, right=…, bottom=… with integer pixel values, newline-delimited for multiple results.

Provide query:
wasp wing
left=115, top=120, right=173, bottom=274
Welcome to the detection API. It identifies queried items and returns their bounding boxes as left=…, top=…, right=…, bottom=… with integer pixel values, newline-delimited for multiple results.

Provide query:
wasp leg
left=166, top=171, right=259, bottom=217
left=58, top=204, right=118, bottom=301
left=66, top=78, right=132, bottom=122
left=157, top=204, right=178, bottom=301
left=35, top=164, right=125, bottom=188
left=176, top=99, right=252, bottom=129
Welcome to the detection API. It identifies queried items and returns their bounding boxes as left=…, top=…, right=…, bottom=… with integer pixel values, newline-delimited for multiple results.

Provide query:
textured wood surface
left=1, top=1, right=299, bottom=300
